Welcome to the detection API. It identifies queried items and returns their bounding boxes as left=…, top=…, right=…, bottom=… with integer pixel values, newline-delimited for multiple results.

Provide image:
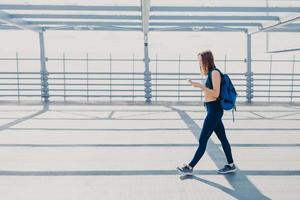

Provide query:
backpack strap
left=232, top=105, right=237, bottom=123
left=207, top=71, right=213, bottom=89
left=207, top=67, right=223, bottom=86
left=207, top=67, right=223, bottom=101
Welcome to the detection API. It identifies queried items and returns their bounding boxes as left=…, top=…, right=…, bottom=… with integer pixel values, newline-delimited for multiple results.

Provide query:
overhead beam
left=150, top=27, right=247, bottom=32
left=1, top=4, right=298, bottom=13
left=0, top=10, right=41, bottom=32
left=267, top=48, right=300, bottom=53
left=10, top=14, right=279, bottom=21
left=149, top=22, right=262, bottom=27
left=0, top=24, right=297, bottom=32
left=270, top=28, right=300, bottom=32
left=0, top=4, right=140, bottom=12
left=25, top=21, right=261, bottom=27
left=0, top=25, right=244, bottom=32
left=11, top=14, right=141, bottom=20
left=284, top=23, right=300, bottom=28
left=27, top=21, right=141, bottom=27
left=249, top=14, right=300, bottom=34
left=150, top=6, right=300, bottom=13
left=0, top=23, right=297, bottom=33
left=150, top=15, right=280, bottom=21
left=45, top=26, right=141, bottom=31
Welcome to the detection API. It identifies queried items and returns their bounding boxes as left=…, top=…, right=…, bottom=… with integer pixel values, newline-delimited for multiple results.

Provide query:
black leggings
left=189, top=100, right=234, bottom=168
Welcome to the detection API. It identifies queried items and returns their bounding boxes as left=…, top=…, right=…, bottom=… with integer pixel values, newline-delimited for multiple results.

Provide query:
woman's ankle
left=187, top=164, right=193, bottom=169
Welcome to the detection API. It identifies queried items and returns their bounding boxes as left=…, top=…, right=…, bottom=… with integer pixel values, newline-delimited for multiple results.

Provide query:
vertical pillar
left=143, top=33, right=152, bottom=103
left=246, top=33, right=253, bottom=103
left=39, top=30, right=49, bottom=103
left=141, top=0, right=152, bottom=103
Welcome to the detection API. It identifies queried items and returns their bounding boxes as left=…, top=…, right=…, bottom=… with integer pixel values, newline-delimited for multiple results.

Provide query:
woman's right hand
left=187, top=79, right=201, bottom=88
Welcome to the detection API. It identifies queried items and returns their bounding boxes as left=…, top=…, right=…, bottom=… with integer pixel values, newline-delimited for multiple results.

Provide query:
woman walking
left=177, top=50, right=236, bottom=175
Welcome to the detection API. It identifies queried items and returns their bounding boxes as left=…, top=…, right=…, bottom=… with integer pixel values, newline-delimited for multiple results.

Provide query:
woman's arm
left=188, top=70, right=221, bottom=98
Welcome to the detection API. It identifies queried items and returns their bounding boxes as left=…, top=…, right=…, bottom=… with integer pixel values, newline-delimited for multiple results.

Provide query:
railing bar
left=132, top=54, right=135, bottom=102
left=63, top=52, right=66, bottom=101
left=291, top=55, right=295, bottom=103
left=86, top=53, right=89, bottom=102
left=16, top=52, right=20, bottom=103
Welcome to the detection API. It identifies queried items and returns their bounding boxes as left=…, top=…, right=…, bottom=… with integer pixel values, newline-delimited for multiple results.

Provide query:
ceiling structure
left=0, top=2, right=299, bottom=34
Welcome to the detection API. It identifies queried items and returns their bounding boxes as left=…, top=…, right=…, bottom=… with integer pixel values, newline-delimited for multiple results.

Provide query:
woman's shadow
left=179, top=174, right=271, bottom=200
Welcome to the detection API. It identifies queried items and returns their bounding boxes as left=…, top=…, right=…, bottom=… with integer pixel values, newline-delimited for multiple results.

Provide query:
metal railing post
left=178, top=54, right=181, bottom=102
left=143, top=33, right=152, bottom=103
left=39, top=30, right=49, bottom=103
left=109, top=53, right=112, bottom=103
left=86, top=53, right=89, bottom=102
left=245, top=33, right=253, bottom=103
left=224, top=54, right=227, bottom=73
left=155, top=54, right=158, bottom=102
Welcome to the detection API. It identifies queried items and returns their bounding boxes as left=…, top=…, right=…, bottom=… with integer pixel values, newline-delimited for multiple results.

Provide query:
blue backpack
left=208, top=68, right=238, bottom=122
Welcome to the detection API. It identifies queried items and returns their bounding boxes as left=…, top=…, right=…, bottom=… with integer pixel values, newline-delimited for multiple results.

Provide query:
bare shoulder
left=211, top=70, right=221, bottom=78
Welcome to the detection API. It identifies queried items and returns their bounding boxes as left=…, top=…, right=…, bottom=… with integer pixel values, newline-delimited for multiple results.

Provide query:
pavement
left=0, top=102, right=299, bottom=200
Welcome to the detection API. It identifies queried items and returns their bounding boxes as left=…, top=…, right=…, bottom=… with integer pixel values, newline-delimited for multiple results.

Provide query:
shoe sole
left=177, top=167, right=193, bottom=176
left=218, top=168, right=237, bottom=174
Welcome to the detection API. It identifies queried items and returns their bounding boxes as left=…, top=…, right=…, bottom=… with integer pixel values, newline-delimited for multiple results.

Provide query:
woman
left=177, top=50, right=236, bottom=175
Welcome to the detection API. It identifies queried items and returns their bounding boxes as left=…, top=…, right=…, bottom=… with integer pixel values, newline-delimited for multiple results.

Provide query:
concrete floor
left=0, top=103, right=299, bottom=200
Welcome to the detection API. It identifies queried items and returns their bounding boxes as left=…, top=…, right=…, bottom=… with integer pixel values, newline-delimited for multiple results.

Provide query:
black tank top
left=205, top=67, right=218, bottom=89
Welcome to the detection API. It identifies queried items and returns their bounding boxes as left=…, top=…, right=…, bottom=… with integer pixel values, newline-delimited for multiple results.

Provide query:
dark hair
left=198, top=50, right=215, bottom=74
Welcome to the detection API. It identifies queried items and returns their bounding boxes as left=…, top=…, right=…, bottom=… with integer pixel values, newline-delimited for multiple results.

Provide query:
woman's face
left=197, top=55, right=202, bottom=68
